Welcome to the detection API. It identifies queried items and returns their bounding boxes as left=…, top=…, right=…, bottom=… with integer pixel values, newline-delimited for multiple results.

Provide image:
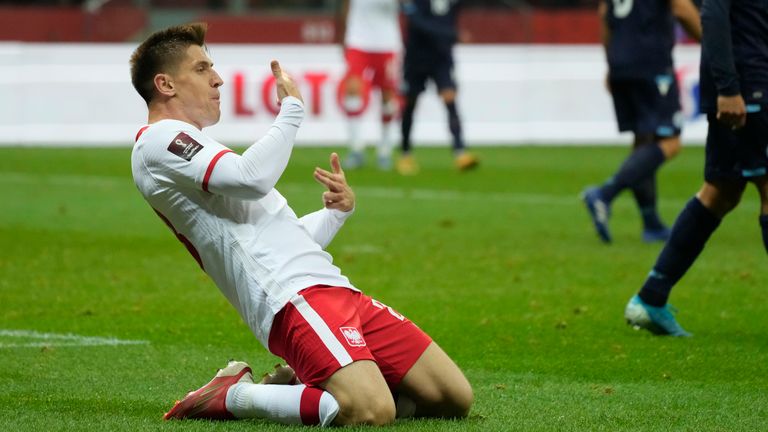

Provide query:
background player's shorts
left=609, top=74, right=683, bottom=137
left=402, top=52, right=456, bottom=96
left=268, top=286, right=432, bottom=389
left=705, top=108, right=768, bottom=181
left=344, top=48, right=399, bottom=92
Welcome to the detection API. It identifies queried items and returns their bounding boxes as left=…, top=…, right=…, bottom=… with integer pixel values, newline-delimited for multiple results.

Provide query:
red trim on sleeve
left=202, top=149, right=234, bottom=192
left=135, top=125, right=150, bottom=142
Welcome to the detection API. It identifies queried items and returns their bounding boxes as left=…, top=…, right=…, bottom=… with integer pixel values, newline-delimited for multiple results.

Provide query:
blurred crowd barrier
left=0, top=43, right=705, bottom=146
left=0, top=1, right=602, bottom=43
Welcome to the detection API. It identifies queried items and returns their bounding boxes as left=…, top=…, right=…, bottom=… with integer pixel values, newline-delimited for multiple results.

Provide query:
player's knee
left=417, top=376, right=474, bottom=418
left=659, top=136, right=681, bottom=159
left=334, top=393, right=396, bottom=426
left=440, top=377, right=474, bottom=417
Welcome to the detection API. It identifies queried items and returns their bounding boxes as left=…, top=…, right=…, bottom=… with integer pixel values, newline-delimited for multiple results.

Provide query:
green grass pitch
left=1, top=145, right=766, bottom=431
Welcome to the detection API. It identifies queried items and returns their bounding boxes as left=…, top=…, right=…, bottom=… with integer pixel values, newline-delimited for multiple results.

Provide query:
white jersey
left=344, top=0, right=401, bottom=52
left=131, top=97, right=356, bottom=348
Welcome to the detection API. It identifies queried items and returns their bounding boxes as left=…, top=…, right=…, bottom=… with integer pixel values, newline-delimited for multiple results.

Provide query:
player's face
left=172, top=45, right=223, bottom=128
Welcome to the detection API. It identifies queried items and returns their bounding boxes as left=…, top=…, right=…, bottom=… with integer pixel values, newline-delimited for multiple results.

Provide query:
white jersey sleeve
left=134, top=97, right=304, bottom=201
left=299, top=207, right=354, bottom=249
left=206, top=97, right=304, bottom=200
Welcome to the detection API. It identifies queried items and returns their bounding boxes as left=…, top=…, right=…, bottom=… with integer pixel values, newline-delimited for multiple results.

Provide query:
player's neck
left=148, top=103, right=203, bottom=130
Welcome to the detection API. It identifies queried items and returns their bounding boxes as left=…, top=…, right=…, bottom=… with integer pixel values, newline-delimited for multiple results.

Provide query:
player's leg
left=272, top=287, right=399, bottom=426
left=321, top=360, right=396, bottom=425
left=632, top=133, right=681, bottom=242
left=396, top=342, right=473, bottom=418
left=373, top=52, right=400, bottom=170
left=397, top=56, right=425, bottom=175
left=626, top=112, right=749, bottom=336
left=586, top=77, right=680, bottom=242
left=342, top=48, right=369, bottom=169
left=164, top=361, right=340, bottom=426
left=755, top=176, right=768, bottom=253
left=351, top=293, right=472, bottom=419
left=434, top=59, right=478, bottom=171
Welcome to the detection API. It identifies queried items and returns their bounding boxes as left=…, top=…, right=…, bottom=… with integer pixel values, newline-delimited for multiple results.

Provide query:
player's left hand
left=313, top=152, right=355, bottom=212
left=717, top=94, right=747, bottom=129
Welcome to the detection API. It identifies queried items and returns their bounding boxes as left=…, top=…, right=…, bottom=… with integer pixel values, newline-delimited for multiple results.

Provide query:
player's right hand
left=271, top=60, right=304, bottom=105
left=717, top=94, right=747, bottom=129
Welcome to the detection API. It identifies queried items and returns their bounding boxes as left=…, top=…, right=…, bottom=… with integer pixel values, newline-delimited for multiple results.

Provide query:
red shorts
left=344, top=47, right=399, bottom=92
left=268, top=286, right=432, bottom=389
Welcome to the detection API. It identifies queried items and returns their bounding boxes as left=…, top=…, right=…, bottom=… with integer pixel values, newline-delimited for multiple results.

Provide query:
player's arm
left=206, top=61, right=306, bottom=199
left=205, top=97, right=303, bottom=199
left=299, top=153, right=355, bottom=248
left=701, top=0, right=746, bottom=128
left=671, top=0, right=702, bottom=42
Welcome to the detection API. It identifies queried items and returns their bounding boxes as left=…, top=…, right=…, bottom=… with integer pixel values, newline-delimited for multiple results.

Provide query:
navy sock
left=401, top=96, right=417, bottom=154
left=760, top=214, right=768, bottom=254
left=639, top=197, right=721, bottom=306
left=632, top=176, right=665, bottom=229
left=600, top=144, right=665, bottom=203
left=445, top=101, right=464, bottom=152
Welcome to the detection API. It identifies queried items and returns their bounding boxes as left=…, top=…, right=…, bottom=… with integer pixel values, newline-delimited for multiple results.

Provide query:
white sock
left=345, top=96, right=365, bottom=153
left=378, top=120, right=394, bottom=159
left=226, top=383, right=339, bottom=426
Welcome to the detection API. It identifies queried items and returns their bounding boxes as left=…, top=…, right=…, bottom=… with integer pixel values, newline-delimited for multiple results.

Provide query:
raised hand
left=313, top=152, right=355, bottom=212
left=270, top=60, right=304, bottom=104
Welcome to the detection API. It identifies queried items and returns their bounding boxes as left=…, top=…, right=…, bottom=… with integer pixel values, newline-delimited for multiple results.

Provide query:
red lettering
left=261, top=75, right=280, bottom=116
left=233, top=72, right=255, bottom=116
left=303, top=72, right=328, bottom=116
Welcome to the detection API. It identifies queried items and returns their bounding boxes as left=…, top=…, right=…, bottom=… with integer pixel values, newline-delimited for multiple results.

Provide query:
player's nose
left=212, top=70, right=224, bottom=88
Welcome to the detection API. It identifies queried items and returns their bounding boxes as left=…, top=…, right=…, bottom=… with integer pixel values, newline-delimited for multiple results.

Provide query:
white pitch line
left=0, top=329, right=149, bottom=349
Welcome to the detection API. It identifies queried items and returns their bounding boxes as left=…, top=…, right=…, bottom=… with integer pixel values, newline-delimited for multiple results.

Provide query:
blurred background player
left=337, top=0, right=402, bottom=170
left=624, top=0, right=768, bottom=336
left=582, top=0, right=701, bottom=243
left=397, top=0, right=479, bottom=175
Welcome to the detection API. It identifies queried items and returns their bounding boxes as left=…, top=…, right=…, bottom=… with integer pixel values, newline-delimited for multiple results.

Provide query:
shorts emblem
left=340, top=327, right=366, bottom=347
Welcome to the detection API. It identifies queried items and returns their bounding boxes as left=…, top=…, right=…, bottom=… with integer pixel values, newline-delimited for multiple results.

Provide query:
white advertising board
left=0, top=43, right=704, bottom=146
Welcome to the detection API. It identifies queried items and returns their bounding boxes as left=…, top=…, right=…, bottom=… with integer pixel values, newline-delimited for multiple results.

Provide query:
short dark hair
left=129, top=22, right=208, bottom=104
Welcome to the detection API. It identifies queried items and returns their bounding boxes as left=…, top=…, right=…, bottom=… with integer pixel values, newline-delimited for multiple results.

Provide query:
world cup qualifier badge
left=167, top=132, right=204, bottom=161
left=340, top=327, right=366, bottom=347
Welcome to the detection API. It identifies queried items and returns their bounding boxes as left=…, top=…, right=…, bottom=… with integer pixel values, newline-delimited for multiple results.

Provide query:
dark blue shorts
left=401, top=53, right=455, bottom=97
left=609, top=75, right=683, bottom=137
left=704, top=107, right=768, bottom=181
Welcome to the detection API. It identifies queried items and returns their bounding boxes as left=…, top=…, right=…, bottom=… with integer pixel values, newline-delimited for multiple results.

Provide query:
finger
left=314, top=169, right=342, bottom=191
left=330, top=152, right=343, bottom=175
left=314, top=167, right=342, bottom=184
left=271, top=60, right=282, bottom=79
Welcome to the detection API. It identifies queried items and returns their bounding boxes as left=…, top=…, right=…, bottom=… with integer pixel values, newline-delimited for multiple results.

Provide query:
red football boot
left=164, top=361, right=253, bottom=420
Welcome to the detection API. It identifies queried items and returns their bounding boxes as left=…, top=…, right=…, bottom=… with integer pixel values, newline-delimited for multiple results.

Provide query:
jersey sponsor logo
left=167, top=132, right=204, bottom=161
left=340, top=327, right=366, bottom=347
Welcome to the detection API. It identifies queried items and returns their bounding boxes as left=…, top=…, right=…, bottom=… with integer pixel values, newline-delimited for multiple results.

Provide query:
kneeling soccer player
left=129, top=23, right=472, bottom=426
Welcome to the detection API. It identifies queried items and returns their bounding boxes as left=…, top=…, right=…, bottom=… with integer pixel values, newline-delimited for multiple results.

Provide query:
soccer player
left=129, top=23, right=472, bottom=426
left=583, top=0, right=701, bottom=243
left=624, top=0, right=768, bottom=336
left=397, top=0, right=478, bottom=175
left=337, top=0, right=401, bottom=170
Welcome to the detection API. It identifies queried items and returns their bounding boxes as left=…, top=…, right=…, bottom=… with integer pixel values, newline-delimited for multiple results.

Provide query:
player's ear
left=154, top=73, right=176, bottom=97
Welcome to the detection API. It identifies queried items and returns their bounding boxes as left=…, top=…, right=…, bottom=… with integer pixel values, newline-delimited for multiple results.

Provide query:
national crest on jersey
left=340, top=326, right=366, bottom=347
left=167, top=132, right=204, bottom=161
